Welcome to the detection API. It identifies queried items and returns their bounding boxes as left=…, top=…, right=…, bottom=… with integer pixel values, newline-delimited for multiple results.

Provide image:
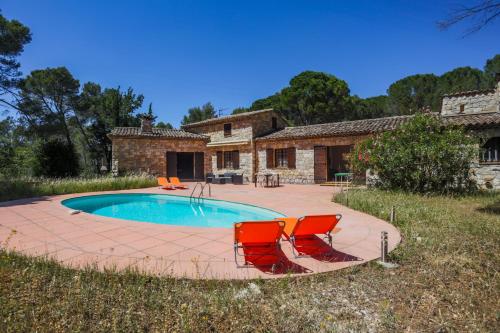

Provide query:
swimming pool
left=62, top=194, right=284, bottom=228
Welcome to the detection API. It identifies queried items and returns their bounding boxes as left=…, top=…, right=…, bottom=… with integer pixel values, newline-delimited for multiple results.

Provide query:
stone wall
left=441, top=82, right=499, bottom=116
left=111, top=137, right=210, bottom=177
left=208, top=145, right=253, bottom=182
left=190, top=121, right=253, bottom=143
left=472, top=127, right=500, bottom=189
left=186, top=111, right=286, bottom=143
left=256, top=135, right=368, bottom=184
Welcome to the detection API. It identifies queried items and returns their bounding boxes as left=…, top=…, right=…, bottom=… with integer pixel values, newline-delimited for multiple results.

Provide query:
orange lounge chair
left=157, top=177, right=175, bottom=190
left=278, top=214, right=342, bottom=257
left=234, top=220, right=286, bottom=269
left=168, top=177, right=189, bottom=189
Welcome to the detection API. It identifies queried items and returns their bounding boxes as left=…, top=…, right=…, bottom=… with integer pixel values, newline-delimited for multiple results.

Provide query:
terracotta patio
left=0, top=183, right=400, bottom=279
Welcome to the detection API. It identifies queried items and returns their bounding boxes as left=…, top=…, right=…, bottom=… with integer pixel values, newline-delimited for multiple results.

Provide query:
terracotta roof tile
left=257, top=115, right=413, bottom=140
left=442, top=88, right=496, bottom=97
left=257, top=112, right=500, bottom=141
left=109, top=127, right=209, bottom=140
left=181, top=109, right=275, bottom=128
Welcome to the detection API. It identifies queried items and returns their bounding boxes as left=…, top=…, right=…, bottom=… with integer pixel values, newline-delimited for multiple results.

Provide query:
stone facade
left=111, top=137, right=210, bottom=176
left=256, top=135, right=368, bottom=184
left=441, top=81, right=499, bottom=116
left=441, top=81, right=500, bottom=189
left=182, top=110, right=286, bottom=181
left=207, top=145, right=253, bottom=182
left=110, top=83, right=500, bottom=189
left=471, top=127, right=500, bottom=189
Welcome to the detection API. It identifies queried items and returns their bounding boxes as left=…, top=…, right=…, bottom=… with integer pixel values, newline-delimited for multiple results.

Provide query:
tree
left=0, top=117, right=15, bottom=176
left=156, top=121, right=173, bottom=129
left=387, top=74, right=440, bottom=114
left=438, top=0, right=500, bottom=35
left=76, top=83, right=144, bottom=171
left=278, top=71, right=353, bottom=125
left=231, top=107, right=249, bottom=115
left=350, top=95, right=388, bottom=120
left=136, top=102, right=157, bottom=122
left=484, top=54, right=500, bottom=87
left=17, top=67, right=80, bottom=146
left=250, top=93, right=281, bottom=111
left=181, top=102, right=216, bottom=125
left=33, top=138, right=79, bottom=177
left=437, top=66, right=488, bottom=96
left=351, top=114, right=478, bottom=194
left=0, top=12, right=31, bottom=107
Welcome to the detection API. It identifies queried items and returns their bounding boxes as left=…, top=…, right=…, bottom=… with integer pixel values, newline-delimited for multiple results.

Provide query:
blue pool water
left=61, top=194, right=284, bottom=228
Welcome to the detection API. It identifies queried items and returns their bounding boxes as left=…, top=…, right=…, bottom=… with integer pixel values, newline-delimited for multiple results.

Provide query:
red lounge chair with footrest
left=277, top=214, right=342, bottom=258
left=233, top=220, right=286, bottom=270
left=157, top=177, right=175, bottom=190
left=168, top=177, right=189, bottom=189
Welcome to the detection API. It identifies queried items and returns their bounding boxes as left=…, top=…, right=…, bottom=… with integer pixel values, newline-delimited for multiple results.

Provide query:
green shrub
left=351, top=113, right=478, bottom=194
left=33, top=139, right=80, bottom=177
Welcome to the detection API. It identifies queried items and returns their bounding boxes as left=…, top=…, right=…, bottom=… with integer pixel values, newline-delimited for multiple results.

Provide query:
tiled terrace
left=0, top=184, right=400, bottom=279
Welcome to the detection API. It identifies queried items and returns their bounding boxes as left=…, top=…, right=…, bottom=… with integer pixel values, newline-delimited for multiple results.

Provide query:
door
left=166, top=152, right=177, bottom=178
left=314, top=146, right=327, bottom=184
left=327, top=145, right=352, bottom=180
left=194, top=152, right=204, bottom=180
left=177, top=152, right=194, bottom=179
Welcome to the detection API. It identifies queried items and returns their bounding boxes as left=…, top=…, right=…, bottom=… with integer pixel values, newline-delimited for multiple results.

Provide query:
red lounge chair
left=234, top=220, right=286, bottom=269
left=168, top=177, right=189, bottom=189
left=278, top=214, right=342, bottom=257
left=157, top=177, right=175, bottom=190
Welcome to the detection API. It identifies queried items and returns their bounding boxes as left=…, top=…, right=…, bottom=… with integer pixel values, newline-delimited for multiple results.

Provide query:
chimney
left=140, top=116, right=153, bottom=133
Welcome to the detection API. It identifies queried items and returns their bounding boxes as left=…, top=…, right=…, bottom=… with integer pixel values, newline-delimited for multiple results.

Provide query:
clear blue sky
left=3, top=0, right=499, bottom=126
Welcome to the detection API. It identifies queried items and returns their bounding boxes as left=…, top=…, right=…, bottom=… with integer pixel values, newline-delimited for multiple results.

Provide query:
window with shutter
left=232, top=150, right=240, bottom=169
left=266, top=148, right=274, bottom=168
left=216, top=151, right=223, bottom=169
left=223, top=151, right=233, bottom=168
left=288, top=147, right=296, bottom=169
left=275, top=149, right=288, bottom=167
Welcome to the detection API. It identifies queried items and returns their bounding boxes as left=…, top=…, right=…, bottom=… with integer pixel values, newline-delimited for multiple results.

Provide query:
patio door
left=166, top=152, right=177, bottom=178
left=314, top=146, right=327, bottom=184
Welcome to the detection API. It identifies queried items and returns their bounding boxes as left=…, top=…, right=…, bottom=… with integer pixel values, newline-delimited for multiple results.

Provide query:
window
left=272, top=117, right=277, bottom=130
left=481, top=137, right=500, bottom=163
left=266, top=148, right=296, bottom=169
left=218, top=150, right=240, bottom=169
left=223, top=151, right=233, bottom=168
left=459, top=104, right=465, bottom=113
left=224, top=123, right=232, bottom=137
left=275, top=149, right=288, bottom=168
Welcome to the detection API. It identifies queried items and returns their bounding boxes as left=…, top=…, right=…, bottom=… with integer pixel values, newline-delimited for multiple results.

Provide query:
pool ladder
left=190, top=182, right=211, bottom=204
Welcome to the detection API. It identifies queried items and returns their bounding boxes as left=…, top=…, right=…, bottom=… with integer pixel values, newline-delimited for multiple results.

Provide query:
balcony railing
left=480, top=148, right=499, bottom=163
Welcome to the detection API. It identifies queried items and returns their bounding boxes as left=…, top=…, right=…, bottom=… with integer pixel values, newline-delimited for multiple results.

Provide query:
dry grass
left=0, top=174, right=157, bottom=202
left=0, top=189, right=499, bottom=332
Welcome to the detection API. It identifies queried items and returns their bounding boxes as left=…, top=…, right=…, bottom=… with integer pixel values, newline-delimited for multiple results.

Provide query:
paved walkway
left=0, top=183, right=400, bottom=279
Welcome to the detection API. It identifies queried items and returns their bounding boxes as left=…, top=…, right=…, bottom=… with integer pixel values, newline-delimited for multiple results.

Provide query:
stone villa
left=109, top=79, right=500, bottom=189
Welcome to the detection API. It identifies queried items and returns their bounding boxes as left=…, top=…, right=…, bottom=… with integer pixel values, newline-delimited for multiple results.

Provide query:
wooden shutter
left=266, top=148, right=274, bottom=168
left=287, top=147, right=296, bottom=169
left=166, top=152, right=177, bottom=177
left=194, top=152, right=204, bottom=179
left=314, top=146, right=327, bottom=183
left=216, top=151, right=223, bottom=169
left=232, top=150, right=239, bottom=169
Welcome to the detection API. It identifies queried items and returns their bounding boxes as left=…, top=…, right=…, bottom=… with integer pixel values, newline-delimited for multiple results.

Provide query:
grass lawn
left=0, top=189, right=498, bottom=332
left=0, top=175, right=158, bottom=202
